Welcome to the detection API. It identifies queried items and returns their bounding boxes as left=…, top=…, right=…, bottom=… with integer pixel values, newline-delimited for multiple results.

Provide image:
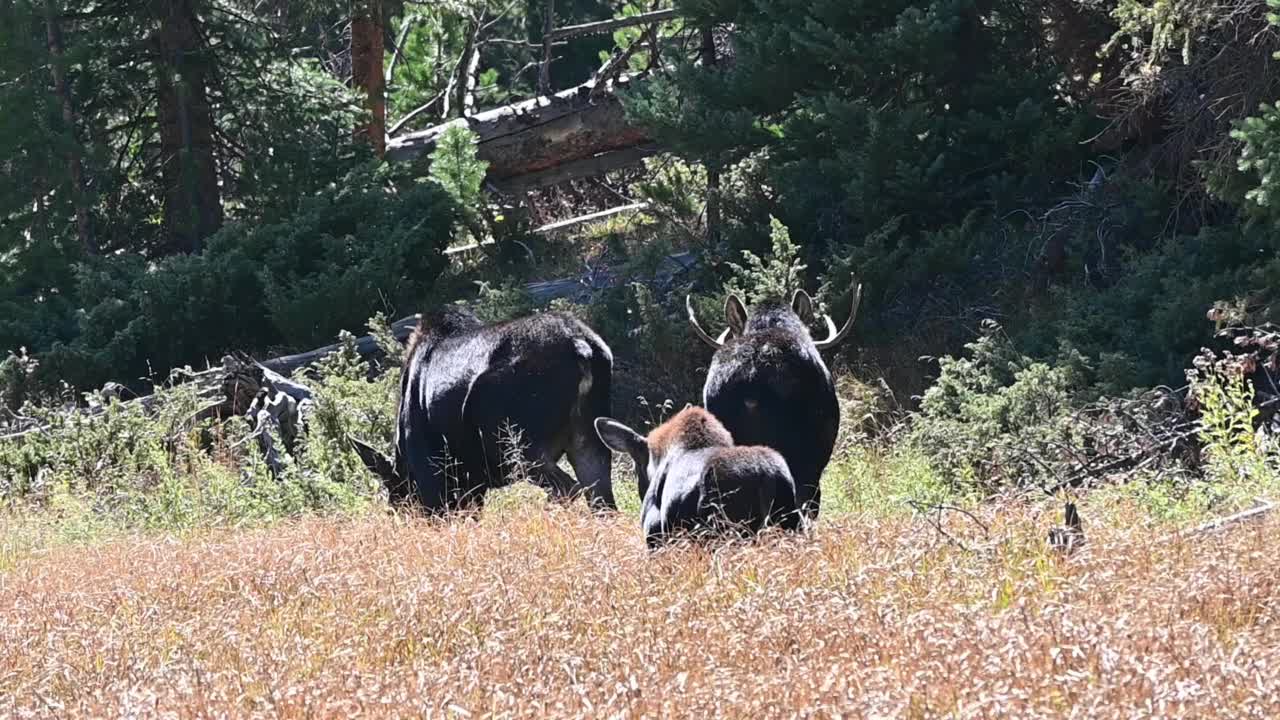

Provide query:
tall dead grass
left=2, top=500, right=1278, bottom=718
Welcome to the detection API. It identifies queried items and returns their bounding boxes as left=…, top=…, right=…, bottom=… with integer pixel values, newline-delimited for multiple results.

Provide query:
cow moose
left=686, top=285, right=862, bottom=520
left=594, top=406, right=800, bottom=546
left=350, top=305, right=616, bottom=513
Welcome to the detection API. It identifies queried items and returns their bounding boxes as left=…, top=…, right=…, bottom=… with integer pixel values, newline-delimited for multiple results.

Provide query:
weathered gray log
left=260, top=314, right=419, bottom=376
left=387, top=75, right=653, bottom=183
left=1175, top=498, right=1277, bottom=540
left=243, top=379, right=307, bottom=478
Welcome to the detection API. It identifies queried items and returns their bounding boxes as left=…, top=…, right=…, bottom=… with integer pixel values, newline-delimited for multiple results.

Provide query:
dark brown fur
left=351, top=305, right=616, bottom=513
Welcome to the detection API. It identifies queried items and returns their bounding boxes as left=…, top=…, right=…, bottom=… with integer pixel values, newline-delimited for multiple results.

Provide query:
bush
left=908, top=323, right=1091, bottom=493
left=299, top=327, right=400, bottom=490
left=1014, top=220, right=1280, bottom=394
left=0, top=323, right=401, bottom=531
left=5, top=162, right=458, bottom=395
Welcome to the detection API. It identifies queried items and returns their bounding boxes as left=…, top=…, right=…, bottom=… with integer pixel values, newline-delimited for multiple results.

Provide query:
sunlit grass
left=2, top=499, right=1278, bottom=717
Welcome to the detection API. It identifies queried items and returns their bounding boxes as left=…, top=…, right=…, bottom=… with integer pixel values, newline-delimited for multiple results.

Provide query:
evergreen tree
left=625, top=0, right=1090, bottom=303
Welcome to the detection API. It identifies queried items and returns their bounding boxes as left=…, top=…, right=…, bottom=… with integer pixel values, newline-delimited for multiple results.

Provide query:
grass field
left=3, top=485, right=1279, bottom=719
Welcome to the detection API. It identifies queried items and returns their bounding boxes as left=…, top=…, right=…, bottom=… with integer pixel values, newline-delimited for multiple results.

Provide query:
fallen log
left=490, top=145, right=663, bottom=194
left=260, top=314, right=419, bottom=377
left=387, top=74, right=654, bottom=185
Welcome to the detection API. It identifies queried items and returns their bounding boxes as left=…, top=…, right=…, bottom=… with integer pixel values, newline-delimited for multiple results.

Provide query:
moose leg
left=531, top=456, right=579, bottom=503
left=792, top=467, right=821, bottom=521
left=408, top=434, right=463, bottom=514
left=568, top=428, right=616, bottom=511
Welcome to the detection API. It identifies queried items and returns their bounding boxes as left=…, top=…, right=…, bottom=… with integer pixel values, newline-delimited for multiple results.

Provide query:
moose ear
left=725, top=295, right=749, bottom=336
left=791, top=289, right=815, bottom=324
left=595, top=417, right=646, bottom=457
left=349, top=435, right=397, bottom=483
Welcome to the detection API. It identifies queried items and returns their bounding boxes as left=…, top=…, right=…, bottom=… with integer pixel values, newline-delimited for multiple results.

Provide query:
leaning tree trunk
left=42, top=0, right=96, bottom=256
left=153, top=0, right=222, bottom=255
left=387, top=75, right=656, bottom=193
left=350, top=0, right=386, bottom=156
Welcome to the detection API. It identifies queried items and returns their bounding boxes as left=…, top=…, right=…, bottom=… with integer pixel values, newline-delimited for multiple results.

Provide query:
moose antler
left=687, top=295, right=725, bottom=348
left=814, top=284, right=862, bottom=351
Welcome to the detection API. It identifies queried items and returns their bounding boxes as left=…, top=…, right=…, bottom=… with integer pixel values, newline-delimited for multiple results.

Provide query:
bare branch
left=548, top=8, right=679, bottom=41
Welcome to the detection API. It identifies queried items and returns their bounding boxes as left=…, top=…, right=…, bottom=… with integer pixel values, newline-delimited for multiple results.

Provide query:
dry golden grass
left=2, top=498, right=1279, bottom=718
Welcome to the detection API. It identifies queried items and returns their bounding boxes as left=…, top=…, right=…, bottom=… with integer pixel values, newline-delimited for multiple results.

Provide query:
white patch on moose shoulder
left=574, top=339, right=594, bottom=397
left=743, top=398, right=759, bottom=411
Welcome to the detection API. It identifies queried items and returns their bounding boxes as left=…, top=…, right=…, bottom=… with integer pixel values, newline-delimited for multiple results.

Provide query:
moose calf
left=595, top=406, right=800, bottom=547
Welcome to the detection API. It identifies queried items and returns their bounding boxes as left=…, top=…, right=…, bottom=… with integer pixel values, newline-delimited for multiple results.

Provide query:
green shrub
left=300, top=328, right=400, bottom=490
left=6, top=162, right=457, bottom=395
left=725, top=216, right=807, bottom=305
left=0, top=325, right=399, bottom=532
left=907, top=324, right=1091, bottom=493
left=821, top=443, right=955, bottom=517
left=1015, top=221, right=1280, bottom=394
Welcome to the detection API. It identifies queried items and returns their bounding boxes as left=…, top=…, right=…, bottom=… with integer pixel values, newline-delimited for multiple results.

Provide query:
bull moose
left=351, top=305, right=616, bottom=512
left=686, top=286, right=862, bottom=520
left=594, top=406, right=800, bottom=546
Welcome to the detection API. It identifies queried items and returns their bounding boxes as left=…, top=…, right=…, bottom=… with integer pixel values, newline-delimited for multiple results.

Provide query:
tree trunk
left=700, top=27, right=721, bottom=246
left=351, top=0, right=386, bottom=156
left=42, top=0, right=96, bottom=256
left=153, top=0, right=222, bottom=255
left=538, top=0, right=554, bottom=95
left=456, top=24, right=481, bottom=118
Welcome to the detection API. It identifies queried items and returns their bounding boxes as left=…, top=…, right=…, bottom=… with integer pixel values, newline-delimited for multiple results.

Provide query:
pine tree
left=625, top=0, right=1088, bottom=300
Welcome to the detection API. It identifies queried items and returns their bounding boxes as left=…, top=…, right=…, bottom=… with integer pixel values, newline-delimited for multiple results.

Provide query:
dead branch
left=1176, top=498, right=1277, bottom=540
left=385, top=13, right=416, bottom=86
left=548, top=8, right=678, bottom=41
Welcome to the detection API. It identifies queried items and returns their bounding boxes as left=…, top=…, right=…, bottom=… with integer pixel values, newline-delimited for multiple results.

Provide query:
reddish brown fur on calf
left=647, top=406, right=734, bottom=458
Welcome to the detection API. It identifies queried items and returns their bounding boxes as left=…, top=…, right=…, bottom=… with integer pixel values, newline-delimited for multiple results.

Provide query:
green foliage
left=472, top=279, right=535, bottom=323
left=1098, top=359, right=1280, bottom=524
left=430, top=125, right=492, bottom=245
left=301, top=330, right=401, bottom=489
left=1017, top=221, right=1280, bottom=394
left=0, top=349, right=40, bottom=415
left=0, top=320, right=409, bottom=531
left=605, top=2, right=684, bottom=75
left=1193, top=368, right=1264, bottom=483
left=725, top=216, right=806, bottom=305
left=430, top=125, right=489, bottom=214
left=1104, top=0, right=1218, bottom=68
left=631, top=155, right=707, bottom=227
left=367, top=311, right=407, bottom=368
left=0, top=384, right=372, bottom=532
left=4, top=163, right=457, bottom=394
left=821, top=444, right=955, bottom=517
left=1226, top=102, right=1280, bottom=220
left=624, top=0, right=1093, bottom=361
left=908, top=326, right=1090, bottom=492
